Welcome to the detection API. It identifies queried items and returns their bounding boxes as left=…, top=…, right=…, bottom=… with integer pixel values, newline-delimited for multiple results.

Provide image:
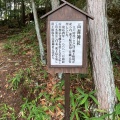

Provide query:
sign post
left=64, top=73, right=70, bottom=120
left=41, top=0, right=93, bottom=119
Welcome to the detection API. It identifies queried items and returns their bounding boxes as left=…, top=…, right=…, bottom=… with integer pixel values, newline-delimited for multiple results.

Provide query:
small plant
left=4, top=41, right=12, bottom=50
left=111, top=50, right=120, bottom=65
left=70, top=88, right=98, bottom=120
left=53, top=79, right=64, bottom=91
left=40, top=69, right=48, bottom=80
left=4, top=39, right=20, bottom=55
left=112, top=87, right=120, bottom=119
left=0, top=104, right=16, bottom=120
left=32, top=56, right=38, bottom=66
left=20, top=97, right=51, bottom=120
left=8, top=69, right=24, bottom=90
left=113, top=67, right=120, bottom=80
left=4, top=33, right=25, bottom=55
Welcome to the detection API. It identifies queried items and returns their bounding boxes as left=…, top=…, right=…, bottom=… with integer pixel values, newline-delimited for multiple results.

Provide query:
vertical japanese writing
left=77, top=23, right=81, bottom=45
left=50, top=21, right=83, bottom=66
left=62, top=25, right=65, bottom=64
left=68, top=23, right=72, bottom=63
left=51, top=22, right=54, bottom=60
left=72, top=26, right=75, bottom=63
left=55, top=23, right=58, bottom=63
left=58, top=23, right=62, bottom=64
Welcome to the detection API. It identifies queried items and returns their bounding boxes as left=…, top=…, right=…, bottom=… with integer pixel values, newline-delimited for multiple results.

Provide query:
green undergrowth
left=3, top=22, right=120, bottom=119
left=4, top=23, right=39, bottom=56
left=0, top=104, right=16, bottom=120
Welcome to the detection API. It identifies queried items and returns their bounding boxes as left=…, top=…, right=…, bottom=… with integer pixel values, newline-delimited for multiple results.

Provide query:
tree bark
left=87, top=0, right=116, bottom=114
left=5, top=0, right=7, bottom=19
left=31, top=0, right=46, bottom=64
left=21, top=0, right=25, bottom=26
left=9, top=0, right=11, bottom=20
left=14, top=0, right=16, bottom=19
left=50, top=0, right=60, bottom=10
left=0, top=1, right=1, bottom=19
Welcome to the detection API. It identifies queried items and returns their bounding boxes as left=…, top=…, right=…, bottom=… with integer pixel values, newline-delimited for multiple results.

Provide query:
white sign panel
left=50, top=21, right=83, bottom=66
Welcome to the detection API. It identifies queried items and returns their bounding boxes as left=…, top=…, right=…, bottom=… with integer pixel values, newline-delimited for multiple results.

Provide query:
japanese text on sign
left=50, top=21, right=83, bottom=66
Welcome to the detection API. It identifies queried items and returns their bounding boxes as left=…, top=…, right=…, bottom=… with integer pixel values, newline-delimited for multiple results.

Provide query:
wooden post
left=64, top=73, right=70, bottom=120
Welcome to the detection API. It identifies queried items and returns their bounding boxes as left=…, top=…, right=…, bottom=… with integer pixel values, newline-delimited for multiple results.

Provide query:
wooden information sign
left=41, top=0, right=93, bottom=74
left=41, top=0, right=93, bottom=119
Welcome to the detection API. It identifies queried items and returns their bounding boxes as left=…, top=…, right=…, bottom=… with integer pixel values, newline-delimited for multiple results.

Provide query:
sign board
left=50, top=21, right=84, bottom=67
left=40, top=1, right=94, bottom=74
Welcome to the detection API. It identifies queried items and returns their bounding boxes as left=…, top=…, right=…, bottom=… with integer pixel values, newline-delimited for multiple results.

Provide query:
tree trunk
left=87, top=0, right=116, bottom=114
left=50, top=0, right=60, bottom=10
left=9, top=0, right=11, bottom=21
left=31, top=0, right=46, bottom=64
left=14, top=0, right=16, bottom=19
left=5, top=0, right=7, bottom=20
left=0, top=0, right=2, bottom=20
left=45, top=0, right=50, bottom=13
left=21, top=0, right=25, bottom=26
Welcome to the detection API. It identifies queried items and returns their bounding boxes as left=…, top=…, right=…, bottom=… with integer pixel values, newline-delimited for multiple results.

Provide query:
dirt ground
left=0, top=38, right=22, bottom=115
left=0, top=27, right=30, bottom=118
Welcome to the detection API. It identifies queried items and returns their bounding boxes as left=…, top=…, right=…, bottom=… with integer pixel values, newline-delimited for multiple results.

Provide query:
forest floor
left=0, top=39, right=22, bottom=116
left=0, top=26, right=26, bottom=118
left=0, top=26, right=65, bottom=119
left=0, top=25, right=120, bottom=119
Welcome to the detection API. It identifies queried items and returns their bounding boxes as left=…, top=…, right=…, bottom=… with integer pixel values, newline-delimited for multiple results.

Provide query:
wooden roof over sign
left=40, top=0, right=94, bottom=19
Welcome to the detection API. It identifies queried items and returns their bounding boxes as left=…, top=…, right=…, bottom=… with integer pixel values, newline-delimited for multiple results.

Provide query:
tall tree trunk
left=21, top=0, right=25, bottom=26
left=87, top=0, right=116, bottom=114
left=9, top=0, right=11, bottom=21
left=14, top=0, right=16, bottom=19
left=45, top=0, right=50, bottom=13
left=17, top=2, right=21, bottom=22
left=0, top=0, right=1, bottom=20
left=50, top=0, right=60, bottom=10
left=5, top=0, right=7, bottom=19
left=31, top=0, right=46, bottom=64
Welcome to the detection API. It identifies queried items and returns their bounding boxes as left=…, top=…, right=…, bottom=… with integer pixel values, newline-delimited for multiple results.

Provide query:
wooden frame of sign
left=41, top=1, right=93, bottom=74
